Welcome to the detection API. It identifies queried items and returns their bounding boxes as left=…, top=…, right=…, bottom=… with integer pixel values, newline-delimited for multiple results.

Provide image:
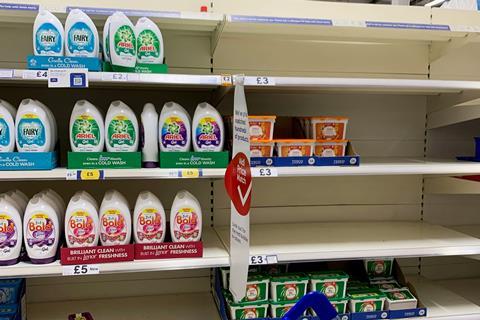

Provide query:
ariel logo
left=168, top=122, right=180, bottom=135
left=282, top=284, right=298, bottom=300
left=114, top=25, right=135, bottom=55
left=114, top=120, right=128, bottom=134
left=201, top=121, right=214, bottom=135
left=137, top=30, right=159, bottom=58
left=323, top=282, right=338, bottom=298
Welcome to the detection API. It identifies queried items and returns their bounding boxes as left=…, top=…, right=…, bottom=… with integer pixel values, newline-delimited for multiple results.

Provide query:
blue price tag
left=70, top=73, right=87, bottom=88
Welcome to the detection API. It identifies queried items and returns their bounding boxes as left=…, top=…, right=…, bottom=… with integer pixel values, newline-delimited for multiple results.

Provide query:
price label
left=66, top=169, right=104, bottom=180
left=48, top=68, right=88, bottom=88
left=251, top=167, right=278, bottom=177
left=0, top=69, right=13, bottom=78
left=102, top=72, right=128, bottom=81
left=255, top=76, right=275, bottom=86
left=221, top=74, right=233, bottom=87
left=179, top=169, right=201, bottom=178
left=22, top=70, right=48, bottom=80
left=63, top=264, right=100, bottom=276
left=250, top=255, right=278, bottom=265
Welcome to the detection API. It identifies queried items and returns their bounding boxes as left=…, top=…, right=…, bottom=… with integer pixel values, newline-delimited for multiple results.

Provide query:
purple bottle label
left=195, top=116, right=221, bottom=149
left=0, top=214, right=17, bottom=257
left=26, top=213, right=55, bottom=254
left=161, top=116, right=187, bottom=149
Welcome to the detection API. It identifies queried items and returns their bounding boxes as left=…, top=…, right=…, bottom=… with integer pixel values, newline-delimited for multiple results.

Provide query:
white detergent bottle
left=16, top=99, right=52, bottom=152
left=135, top=17, right=164, bottom=64
left=0, top=194, right=23, bottom=265
left=103, top=15, right=112, bottom=62
left=70, top=100, right=105, bottom=152
left=0, top=100, right=16, bottom=152
left=109, top=12, right=136, bottom=70
left=65, top=191, right=99, bottom=247
left=65, top=9, right=99, bottom=57
left=99, top=190, right=131, bottom=246
left=33, top=10, right=64, bottom=56
left=140, top=103, right=158, bottom=167
left=35, top=100, right=57, bottom=151
left=105, top=100, right=139, bottom=152
left=133, top=191, right=166, bottom=243
left=170, top=190, right=202, bottom=242
left=24, top=194, right=60, bottom=264
left=192, top=102, right=224, bottom=152
left=6, top=190, right=28, bottom=215
left=159, top=102, right=191, bottom=152
left=81, top=191, right=99, bottom=212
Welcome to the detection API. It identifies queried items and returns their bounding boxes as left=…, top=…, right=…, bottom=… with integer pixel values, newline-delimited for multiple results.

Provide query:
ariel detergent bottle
left=135, top=17, right=164, bottom=64
left=65, top=9, right=99, bottom=57
left=105, top=100, right=139, bottom=152
left=33, top=10, right=64, bottom=56
left=109, top=12, right=136, bottom=70
left=192, top=102, right=224, bottom=152
left=158, top=102, right=191, bottom=152
left=0, top=100, right=16, bottom=152
left=70, top=100, right=105, bottom=152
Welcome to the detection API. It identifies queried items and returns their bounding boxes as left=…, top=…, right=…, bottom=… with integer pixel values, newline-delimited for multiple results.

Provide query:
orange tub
left=275, top=139, right=315, bottom=157
left=314, top=140, right=348, bottom=157
left=311, top=117, right=348, bottom=140
left=249, top=115, right=276, bottom=140
left=250, top=140, right=274, bottom=157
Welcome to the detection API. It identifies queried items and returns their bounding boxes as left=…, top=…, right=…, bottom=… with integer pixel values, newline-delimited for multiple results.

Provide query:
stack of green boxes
left=309, top=271, right=349, bottom=314
left=269, top=273, right=309, bottom=317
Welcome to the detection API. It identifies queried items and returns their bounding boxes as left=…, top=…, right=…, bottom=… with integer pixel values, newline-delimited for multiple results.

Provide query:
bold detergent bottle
left=65, top=191, right=99, bottom=247
left=133, top=191, right=166, bottom=243
left=0, top=194, right=23, bottom=265
left=6, top=190, right=28, bottom=214
left=70, top=100, right=105, bottom=152
left=170, top=190, right=202, bottom=242
left=109, top=12, right=136, bottom=70
left=0, top=100, right=16, bottom=152
left=33, top=10, right=64, bottom=56
left=65, top=9, right=99, bottom=57
left=158, top=102, right=191, bottom=152
left=99, top=190, right=132, bottom=246
left=140, top=103, right=158, bottom=167
left=135, top=17, right=164, bottom=64
left=16, top=99, right=52, bottom=152
left=192, top=102, right=224, bottom=152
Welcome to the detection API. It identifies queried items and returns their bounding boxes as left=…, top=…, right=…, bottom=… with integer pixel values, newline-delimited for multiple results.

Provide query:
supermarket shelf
left=424, top=176, right=480, bottom=194
left=409, top=276, right=480, bottom=320
left=428, top=100, right=480, bottom=129
left=215, top=222, right=480, bottom=262
left=0, top=228, right=228, bottom=278
left=28, top=292, right=220, bottom=320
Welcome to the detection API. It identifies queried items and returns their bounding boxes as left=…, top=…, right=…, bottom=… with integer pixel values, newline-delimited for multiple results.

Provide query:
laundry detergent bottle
left=103, top=15, right=112, bottom=62
left=24, top=193, right=60, bottom=264
left=99, top=190, right=131, bottom=246
left=105, top=100, right=138, bottom=152
left=0, top=194, right=23, bottom=265
left=65, top=191, right=99, bottom=247
left=170, top=190, right=202, bottom=242
left=6, top=190, right=28, bottom=214
left=159, top=102, right=191, bottom=152
left=16, top=99, right=52, bottom=152
left=109, top=12, right=136, bottom=70
left=33, top=10, right=64, bottom=56
left=0, top=100, right=16, bottom=152
left=70, top=100, right=105, bottom=152
left=192, top=102, right=224, bottom=152
left=135, top=17, right=164, bottom=64
left=133, top=191, right=166, bottom=243
left=35, top=100, right=57, bottom=151
left=65, top=9, right=99, bottom=57
left=140, top=103, right=158, bottom=167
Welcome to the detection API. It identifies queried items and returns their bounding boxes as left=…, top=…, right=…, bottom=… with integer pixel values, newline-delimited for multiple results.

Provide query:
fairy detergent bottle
left=23, top=193, right=60, bottom=264
left=0, top=194, right=23, bottom=265
left=135, top=17, right=164, bottom=64
left=65, top=9, right=99, bottom=57
left=170, top=190, right=202, bottom=242
left=158, top=102, right=191, bottom=152
left=105, top=101, right=139, bottom=152
left=0, top=100, right=16, bottom=152
left=16, top=99, right=52, bottom=152
left=70, top=100, right=105, bottom=152
left=33, top=10, right=64, bottom=56
left=109, top=12, right=136, bottom=71
left=133, top=191, right=166, bottom=243
left=65, top=191, right=99, bottom=247
left=99, top=190, right=131, bottom=246
left=192, top=102, right=224, bottom=152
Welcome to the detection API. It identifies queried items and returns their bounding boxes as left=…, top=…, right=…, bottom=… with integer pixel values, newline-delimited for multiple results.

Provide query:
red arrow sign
left=225, top=152, right=252, bottom=216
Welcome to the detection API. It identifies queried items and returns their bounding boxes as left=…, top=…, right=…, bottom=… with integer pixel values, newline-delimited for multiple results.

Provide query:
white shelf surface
left=0, top=228, right=228, bottom=278
left=216, top=222, right=480, bottom=262
left=28, top=292, right=220, bottom=320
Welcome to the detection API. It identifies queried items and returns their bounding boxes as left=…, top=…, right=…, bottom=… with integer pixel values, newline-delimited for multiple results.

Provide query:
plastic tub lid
left=275, top=139, right=315, bottom=144
left=249, top=115, right=277, bottom=120
left=310, top=116, right=348, bottom=121
left=315, top=139, right=348, bottom=144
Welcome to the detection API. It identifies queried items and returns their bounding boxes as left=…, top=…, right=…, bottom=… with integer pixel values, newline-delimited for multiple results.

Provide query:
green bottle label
left=114, top=25, right=136, bottom=56
left=137, top=29, right=160, bottom=59
left=275, top=283, right=307, bottom=301
left=72, top=115, right=101, bottom=148
left=108, top=115, right=135, bottom=147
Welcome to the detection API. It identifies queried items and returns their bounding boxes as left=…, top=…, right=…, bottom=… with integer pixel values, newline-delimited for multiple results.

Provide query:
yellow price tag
left=181, top=169, right=200, bottom=178
left=221, top=74, right=232, bottom=87
left=80, top=169, right=103, bottom=180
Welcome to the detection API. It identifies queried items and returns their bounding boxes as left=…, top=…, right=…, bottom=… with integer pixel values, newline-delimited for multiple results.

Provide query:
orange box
left=250, top=140, right=274, bottom=157
left=311, top=117, right=348, bottom=140
left=275, top=139, right=315, bottom=157
left=314, top=140, right=348, bottom=157
left=249, top=115, right=276, bottom=140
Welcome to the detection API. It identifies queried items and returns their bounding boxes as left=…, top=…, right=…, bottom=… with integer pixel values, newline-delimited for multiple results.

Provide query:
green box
left=159, top=151, right=229, bottom=168
left=309, top=271, right=349, bottom=299
left=364, top=258, right=394, bottom=277
left=103, top=62, right=168, bottom=74
left=348, top=291, right=386, bottom=312
left=67, top=152, right=141, bottom=169
left=270, top=273, right=309, bottom=302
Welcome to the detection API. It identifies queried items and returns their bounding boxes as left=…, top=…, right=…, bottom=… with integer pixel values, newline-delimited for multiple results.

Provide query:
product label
left=172, top=207, right=199, bottom=241
left=68, top=22, right=95, bottom=54
left=314, top=280, right=346, bottom=298
left=17, top=114, right=46, bottom=150
left=161, top=116, right=188, bottom=150
left=250, top=145, right=272, bottom=157
left=67, top=210, right=96, bottom=246
left=0, top=117, right=11, bottom=147
left=278, top=145, right=312, bottom=157
left=136, top=208, right=163, bottom=242
left=72, top=115, right=101, bottom=150
left=0, top=213, right=17, bottom=257
left=385, top=290, right=415, bottom=301
left=275, top=283, right=307, bottom=301
left=243, top=281, right=267, bottom=302
left=352, top=300, right=383, bottom=312
left=114, top=25, right=136, bottom=56
left=195, top=116, right=221, bottom=150
left=100, top=209, right=127, bottom=245
left=26, top=212, right=55, bottom=255
left=234, top=307, right=266, bottom=319
left=314, top=122, right=346, bottom=140
left=366, top=259, right=393, bottom=277
left=249, top=120, right=272, bottom=140
left=35, top=22, right=62, bottom=54
left=107, top=115, right=136, bottom=149
left=136, top=29, right=160, bottom=61
left=314, top=144, right=346, bottom=157
left=273, top=305, right=294, bottom=318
